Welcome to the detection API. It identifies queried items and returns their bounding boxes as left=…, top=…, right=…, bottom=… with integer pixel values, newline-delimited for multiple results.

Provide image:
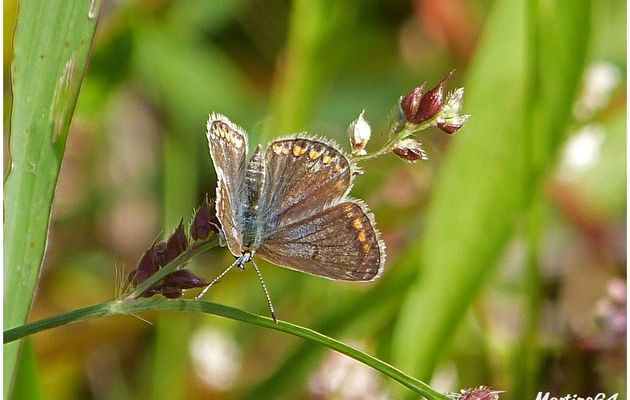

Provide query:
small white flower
left=348, top=110, right=371, bottom=155
left=439, top=88, right=465, bottom=118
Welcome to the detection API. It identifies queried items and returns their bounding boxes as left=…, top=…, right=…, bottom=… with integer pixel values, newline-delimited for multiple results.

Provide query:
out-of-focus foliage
left=4, top=0, right=625, bottom=399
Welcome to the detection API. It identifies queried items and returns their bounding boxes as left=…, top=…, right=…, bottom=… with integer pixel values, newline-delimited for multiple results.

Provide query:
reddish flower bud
left=164, top=220, right=188, bottom=264
left=393, top=139, right=428, bottom=162
left=161, top=269, right=209, bottom=289
left=191, top=198, right=220, bottom=241
left=139, top=269, right=208, bottom=299
left=129, top=218, right=210, bottom=299
left=437, top=117, right=468, bottom=134
left=400, top=85, right=425, bottom=122
left=160, top=287, right=183, bottom=299
left=400, top=71, right=455, bottom=124
left=130, top=241, right=166, bottom=285
left=414, top=70, right=453, bottom=123
left=139, top=288, right=158, bottom=298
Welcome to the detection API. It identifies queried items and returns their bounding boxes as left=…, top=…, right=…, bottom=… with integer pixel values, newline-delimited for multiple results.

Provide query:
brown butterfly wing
left=206, top=113, right=248, bottom=256
left=261, top=137, right=354, bottom=226
left=257, top=201, right=385, bottom=281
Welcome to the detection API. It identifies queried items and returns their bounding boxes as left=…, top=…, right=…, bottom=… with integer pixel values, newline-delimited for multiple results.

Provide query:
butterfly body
left=239, top=146, right=266, bottom=253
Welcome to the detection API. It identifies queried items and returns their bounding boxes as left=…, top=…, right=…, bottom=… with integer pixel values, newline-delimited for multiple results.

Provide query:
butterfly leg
left=217, top=228, right=227, bottom=248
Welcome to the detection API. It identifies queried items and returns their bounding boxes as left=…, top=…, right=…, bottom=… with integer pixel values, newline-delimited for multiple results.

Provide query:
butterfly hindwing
left=257, top=201, right=385, bottom=281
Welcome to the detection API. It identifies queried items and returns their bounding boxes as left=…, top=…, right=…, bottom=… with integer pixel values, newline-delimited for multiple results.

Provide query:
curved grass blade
left=4, top=299, right=449, bottom=400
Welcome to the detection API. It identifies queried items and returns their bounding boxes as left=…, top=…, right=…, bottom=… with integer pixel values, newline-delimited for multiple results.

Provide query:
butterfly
left=196, top=113, right=385, bottom=321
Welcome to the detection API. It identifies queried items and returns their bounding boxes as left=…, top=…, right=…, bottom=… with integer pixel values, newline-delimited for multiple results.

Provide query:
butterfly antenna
left=251, top=259, right=277, bottom=323
left=195, top=258, right=239, bottom=300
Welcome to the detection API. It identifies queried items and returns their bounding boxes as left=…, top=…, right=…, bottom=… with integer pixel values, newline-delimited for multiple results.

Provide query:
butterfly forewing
left=257, top=201, right=385, bottom=281
left=206, top=113, right=249, bottom=255
left=262, top=138, right=353, bottom=226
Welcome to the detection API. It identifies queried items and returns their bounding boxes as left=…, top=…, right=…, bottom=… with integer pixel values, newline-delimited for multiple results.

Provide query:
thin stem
left=4, top=299, right=449, bottom=400
left=523, top=197, right=543, bottom=396
left=126, top=236, right=220, bottom=299
left=350, top=118, right=438, bottom=162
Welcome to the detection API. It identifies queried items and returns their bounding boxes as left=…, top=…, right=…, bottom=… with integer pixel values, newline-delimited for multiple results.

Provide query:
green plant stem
left=520, top=5, right=543, bottom=397
left=3, top=298, right=448, bottom=400
left=5, top=229, right=449, bottom=398
left=523, top=198, right=542, bottom=397
left=350, top=118, right=436, bottom=162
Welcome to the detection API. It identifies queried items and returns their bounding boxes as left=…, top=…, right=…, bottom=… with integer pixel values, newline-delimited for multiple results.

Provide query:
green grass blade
left=4, top=299, right=450, bottom=400
left=392, top=0, right=591, bottom=386
left=4, top=0, right=101, bottom=395
left=392, top=0, right=528, bottom=381
left=150, top=123, right=198, bottom=400
left=266, top=0, right=358, bottom=139
left=10, top=340, right=41, bottom=400
left=518, top=1, right=591, bottom=398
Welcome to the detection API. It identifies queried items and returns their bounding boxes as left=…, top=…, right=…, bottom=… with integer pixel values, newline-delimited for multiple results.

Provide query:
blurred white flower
left=309, top=343, right=388, bottom=399
left=558, top=124, right=605, bottom=182
left=189, top=328, right=241, bottom=391
left=573, top=62, right=622, bottom=120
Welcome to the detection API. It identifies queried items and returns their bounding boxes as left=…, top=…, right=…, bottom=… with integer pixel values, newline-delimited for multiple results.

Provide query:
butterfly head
left=236, top=251, right=255, bottom=270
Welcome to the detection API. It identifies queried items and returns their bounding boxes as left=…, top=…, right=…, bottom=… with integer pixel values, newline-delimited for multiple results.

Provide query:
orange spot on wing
left=292, top=145, right=306, bottom=157
left=272, top=143, right=283, bottom=154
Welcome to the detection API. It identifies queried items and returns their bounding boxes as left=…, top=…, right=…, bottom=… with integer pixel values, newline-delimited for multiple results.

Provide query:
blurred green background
left=4, top=0, right=626, bottom=399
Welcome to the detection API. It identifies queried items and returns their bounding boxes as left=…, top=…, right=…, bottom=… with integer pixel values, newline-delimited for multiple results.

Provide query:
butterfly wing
left=261, top=137, right=354, bottom=225
left=257, top=201, right=385, bottom=281
left=206, top=113, right=248, bottom=255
